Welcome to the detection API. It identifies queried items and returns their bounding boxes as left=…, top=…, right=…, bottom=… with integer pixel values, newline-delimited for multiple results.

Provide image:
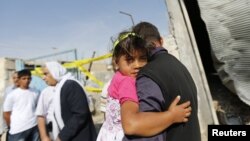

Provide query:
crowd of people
left=0, top=22, right=201, bottom=141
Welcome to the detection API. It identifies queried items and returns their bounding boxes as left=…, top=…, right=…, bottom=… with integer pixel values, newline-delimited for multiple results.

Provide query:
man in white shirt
left=36, top=86, right=54, bottom=141
left=0, top=71, right=19, bottom=140
left=3, top=69, right=40, bottom=141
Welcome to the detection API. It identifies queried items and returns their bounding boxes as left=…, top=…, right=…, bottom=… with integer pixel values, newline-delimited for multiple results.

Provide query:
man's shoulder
left=136, top=76, right=160, bottom=92
left=41, top=86, right=54, bottom=93
left=4, top=88, right=20, bottom=101
left=64, top=79, right=80, bottom=86
left=5, top=85, right=14, bottom=90
left=8, top=88, right=20, bottom=94
left=5, top=85, right=16, bottom=94
left=29, top=87, right=40, bottom=94
left=63, top=79, right=84, bottom=92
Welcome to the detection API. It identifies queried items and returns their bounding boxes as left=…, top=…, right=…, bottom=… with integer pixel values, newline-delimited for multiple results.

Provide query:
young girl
left=97, top=31, right=191, bottom=141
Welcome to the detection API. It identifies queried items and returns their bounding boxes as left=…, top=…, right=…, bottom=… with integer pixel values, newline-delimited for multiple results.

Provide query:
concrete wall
left=0, top=58, right=16, bottom=99
left=0, top=58, right=16, bottom=134
left=165, top=0, right=219, bottom=140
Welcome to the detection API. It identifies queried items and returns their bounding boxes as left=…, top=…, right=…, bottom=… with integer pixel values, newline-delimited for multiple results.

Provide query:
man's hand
left=168, top=96, right=192, bottom=123
left=41, top=136, right=52, bottom=141
left=56, top=137, right=61, bottom=141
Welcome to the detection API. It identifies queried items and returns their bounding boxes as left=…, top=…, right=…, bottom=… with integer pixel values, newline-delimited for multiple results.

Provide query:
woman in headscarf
left=41, top=61, right=97, bottom=141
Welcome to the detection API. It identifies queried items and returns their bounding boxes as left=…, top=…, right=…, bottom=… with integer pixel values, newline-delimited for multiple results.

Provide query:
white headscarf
left=45, top=61, right=67, bottom=81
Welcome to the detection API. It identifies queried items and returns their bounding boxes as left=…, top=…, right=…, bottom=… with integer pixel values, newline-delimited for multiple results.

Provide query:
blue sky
left=0, top=0, right=169, bottom=60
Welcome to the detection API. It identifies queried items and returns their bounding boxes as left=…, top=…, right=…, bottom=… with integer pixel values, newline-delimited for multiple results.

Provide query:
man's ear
left=160, top=37, right=164, bottom=46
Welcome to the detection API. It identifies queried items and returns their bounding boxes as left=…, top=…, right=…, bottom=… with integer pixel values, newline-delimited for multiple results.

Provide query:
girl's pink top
left=108, top=71, right=139, bottom=104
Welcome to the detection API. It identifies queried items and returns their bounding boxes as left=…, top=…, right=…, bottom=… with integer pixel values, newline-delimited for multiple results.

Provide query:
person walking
left=42, top=61, right=97, bottom=141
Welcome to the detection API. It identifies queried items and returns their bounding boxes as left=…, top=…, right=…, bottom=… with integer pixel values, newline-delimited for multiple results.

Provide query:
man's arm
left=35, top=87, right=52, bottom=141
left=37, top=116, right=51, bottom=141
left=3, top=93, right=14, bottom=128
left=3, top=112, right=11, bottom=127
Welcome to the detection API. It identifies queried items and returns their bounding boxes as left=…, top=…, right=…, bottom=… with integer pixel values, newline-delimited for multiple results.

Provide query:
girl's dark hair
left=112, top=31, right=148, bottom=63
left=18, top=69, right=31, bottom=78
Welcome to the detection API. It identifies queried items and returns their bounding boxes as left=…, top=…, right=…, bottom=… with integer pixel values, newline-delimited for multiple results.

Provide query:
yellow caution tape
left=78, top=66, right=104, bottom=87
left=31, top=67, right=43, bottom=77
left=31, top=52, right=112, bottom=93
left=84, top=86, right=103, bottom=93
left=63, top=53, right=112, bottom=68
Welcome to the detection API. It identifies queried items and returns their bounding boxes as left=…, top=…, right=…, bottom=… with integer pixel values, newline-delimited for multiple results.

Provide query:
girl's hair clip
left=113, top=32, right=139, bottom=48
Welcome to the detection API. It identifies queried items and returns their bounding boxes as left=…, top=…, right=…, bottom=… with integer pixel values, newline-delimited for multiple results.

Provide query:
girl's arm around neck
left=121, top=96, right=191, bottom=136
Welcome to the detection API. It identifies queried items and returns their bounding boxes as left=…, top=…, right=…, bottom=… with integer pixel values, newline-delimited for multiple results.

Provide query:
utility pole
left=119, top=11, right=135, bottom=26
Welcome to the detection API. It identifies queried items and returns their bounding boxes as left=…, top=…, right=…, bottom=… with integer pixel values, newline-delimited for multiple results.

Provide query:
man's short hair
left=18, top=69, right=31, bottom=78
left=133, top=22, right=161, bottom=42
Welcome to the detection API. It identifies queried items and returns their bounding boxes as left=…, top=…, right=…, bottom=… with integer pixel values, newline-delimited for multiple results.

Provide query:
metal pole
left=119, top=11, right=135, bottom=26
left=84, top=51, right=96, bottom=86
left=74, top=48, right=78, bottom=60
